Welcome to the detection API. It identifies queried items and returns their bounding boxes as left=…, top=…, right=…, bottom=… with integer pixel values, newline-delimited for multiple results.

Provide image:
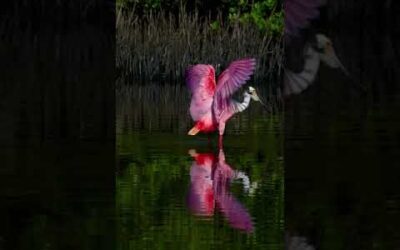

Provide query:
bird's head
left=316, top=33, right=333, bottom=50
left=247, top=86, right=272, bottom=113
left=315, top=33, right=349, bottom=76
left=248, top=86, right=260, bottom=101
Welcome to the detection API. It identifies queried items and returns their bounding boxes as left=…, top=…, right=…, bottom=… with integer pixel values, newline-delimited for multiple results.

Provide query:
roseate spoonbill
left=187, top=148, right=254, bottom=233
left=283, top=0, right=352, bottom=96
left=185, top=58, right=263, bottom=148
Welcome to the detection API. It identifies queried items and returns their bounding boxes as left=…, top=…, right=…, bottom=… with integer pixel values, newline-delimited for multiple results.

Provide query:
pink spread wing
left=216, top=194, right=254, bottom=233
left=185, top=64, right=216, bottom=121
left=213, top=58, right=256, bottom=119
left=213, top=162, right=253, bottom=233
left=284, top=0, right=326, bottom=37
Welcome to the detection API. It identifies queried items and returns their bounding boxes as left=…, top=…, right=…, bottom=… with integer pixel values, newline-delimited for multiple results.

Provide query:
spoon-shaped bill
left=250, top=88, right=272, bottom=113
left=320, top=45, right=350, bottom=76
left=250, top=91, right=261, bottom=101
left=320, top=45, right=367, bottom=92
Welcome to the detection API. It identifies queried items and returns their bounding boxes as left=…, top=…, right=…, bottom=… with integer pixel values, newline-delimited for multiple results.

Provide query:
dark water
left=285, top=88, right=400, bottom=250
left=285, top=28, right=400, bottom=249
left=116, top=85, right=284, bottom=249
left=0, top=143, right=115, bottom=250
left=286, top=92, right=400, bottom=249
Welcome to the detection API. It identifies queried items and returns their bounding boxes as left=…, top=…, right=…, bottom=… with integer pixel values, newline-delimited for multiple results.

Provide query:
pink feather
left=213, top=58, right=256, bottom=121
left=185, top=64, right=216, bottom=122
left=214, top=160, right=254, bottom=233
left=187, top=151, right=254, bottom=233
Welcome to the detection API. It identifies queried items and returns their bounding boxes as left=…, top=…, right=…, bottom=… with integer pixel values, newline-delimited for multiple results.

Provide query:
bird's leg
left=218, top=147, right=225, bottom=161
left=218, top=122, right=226, bottom=150
left=218, top=135, right=223, bottom=150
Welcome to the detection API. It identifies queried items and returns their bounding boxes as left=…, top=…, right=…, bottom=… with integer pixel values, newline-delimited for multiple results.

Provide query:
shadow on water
left=116, top=83, right=284, bottom=249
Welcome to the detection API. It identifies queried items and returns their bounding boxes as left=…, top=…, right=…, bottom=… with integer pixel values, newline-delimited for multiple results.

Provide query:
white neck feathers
left=235, top=92, right=251, bottom=113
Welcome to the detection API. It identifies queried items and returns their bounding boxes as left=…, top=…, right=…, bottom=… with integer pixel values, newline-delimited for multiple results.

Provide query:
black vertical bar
left=0, top=1, right=115, bottom=250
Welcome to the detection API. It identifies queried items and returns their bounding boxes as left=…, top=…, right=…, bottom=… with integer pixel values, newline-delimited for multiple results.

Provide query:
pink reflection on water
left=186, top=149, right=254, bottom=233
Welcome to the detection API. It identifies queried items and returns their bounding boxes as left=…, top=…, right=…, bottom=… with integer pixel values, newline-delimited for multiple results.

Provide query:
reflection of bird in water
left=283, top=0, right=351, bottom=96
left=185, top=58, right=266, bottom=148
left=186, top=149, right=254, bottom=233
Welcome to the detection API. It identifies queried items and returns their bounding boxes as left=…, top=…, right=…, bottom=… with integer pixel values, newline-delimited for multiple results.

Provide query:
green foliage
left=116, top=0, right=162, bottom=11
left=227, top=0, right=283, bottom=35
left=265, top=10, right=284, bottom=35
left=209, top=20, right=220, bottom=31
left=116, top=0, right=283, bottom=36
left=116, top=0, right=133, bottom=9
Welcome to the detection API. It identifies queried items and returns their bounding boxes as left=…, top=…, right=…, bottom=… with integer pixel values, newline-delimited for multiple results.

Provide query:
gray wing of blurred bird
left=283, top=43, right=320, bottom=95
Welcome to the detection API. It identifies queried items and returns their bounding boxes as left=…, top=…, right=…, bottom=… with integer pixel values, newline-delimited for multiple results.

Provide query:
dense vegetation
left=117, top=0, right=283, bottom=34
left=116, top=0, right=284, bottom=83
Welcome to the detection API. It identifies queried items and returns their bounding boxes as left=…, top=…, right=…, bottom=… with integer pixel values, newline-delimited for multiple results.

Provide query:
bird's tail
left=188, top=126, right=200, bottom=135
